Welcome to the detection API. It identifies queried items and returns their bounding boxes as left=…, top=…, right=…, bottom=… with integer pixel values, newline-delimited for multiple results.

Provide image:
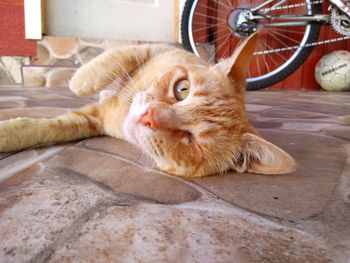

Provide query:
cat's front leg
left=69, top=45, right=159, bottom=97
left=0, top=117, right=47, bottom=152
left=0, top=104, right=105, bottom=153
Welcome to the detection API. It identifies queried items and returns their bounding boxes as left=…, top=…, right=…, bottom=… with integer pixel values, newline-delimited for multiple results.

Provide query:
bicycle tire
left=181, top=0, right=322, bottom=90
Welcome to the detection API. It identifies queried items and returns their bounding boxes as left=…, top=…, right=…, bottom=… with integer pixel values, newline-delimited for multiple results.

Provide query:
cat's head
left=123, top=34, right=296, bottom=177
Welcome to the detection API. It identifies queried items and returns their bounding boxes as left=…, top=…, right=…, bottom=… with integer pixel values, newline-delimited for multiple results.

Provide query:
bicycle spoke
left=272, top=29, right=301, bottom=45
left=193, top=26, right=229, bottom=42
left=261, top=43, right=280, bottom=69
left=226, top=0, right=234, bottom=9
left=194, top=11, right=227, bottom=23
left=254, top=54, right=262, bottom=78
left=262, top=0, right=289, bottom=14
left=193, top=21, right=223, bottom=26
left=273, top=28, right=306, bottom=34
left=191, top=22, right=226, bottom=33
left=268, top=32, right=293, bottom=61
left=263, top=40, right=289, bottom=63
left=212, top=0, right=233, bottom=13
left=196, top=2, right=228, bottom=16
left=185, top=0, right=319, bottom=88
left=258, top=42, right=272, bottom=73
left=208, top=30, right=234, bottom=45
left=211, top=33, right=231, bottom=62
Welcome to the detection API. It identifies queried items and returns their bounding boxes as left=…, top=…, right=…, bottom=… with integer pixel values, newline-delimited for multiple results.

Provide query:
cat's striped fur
left=0, top=33, right=296, bottom=177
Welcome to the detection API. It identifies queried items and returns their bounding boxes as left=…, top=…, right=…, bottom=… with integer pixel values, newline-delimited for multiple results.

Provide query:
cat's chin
left=122, top=117, right=152, bottom=148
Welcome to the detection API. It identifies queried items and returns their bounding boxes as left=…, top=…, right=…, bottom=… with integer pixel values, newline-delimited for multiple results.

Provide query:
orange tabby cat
left=0, top=33, right=296, bottom=177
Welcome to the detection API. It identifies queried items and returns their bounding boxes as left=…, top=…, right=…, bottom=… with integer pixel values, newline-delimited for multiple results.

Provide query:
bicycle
left=181, top=0, right=350, bottom=90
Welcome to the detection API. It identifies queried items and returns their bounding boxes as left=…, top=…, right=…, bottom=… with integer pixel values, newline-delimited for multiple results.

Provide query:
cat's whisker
left=100, top=63, right=131, bottom=88
left=109, top=87, right=133, bottom=103
left=109, top=54, right=139, bottom=92
left=119, top=89, right=134, bottom=104
left=149, top=140, right=162, bottom=157
left=108, top=76, right=135, bottom=101
left=141, top=135, right=159, bottom=158
left=132, top=48, right=147, bottom=88
left=133, top=144, right=153, bottom=166
left=99, top=63, right=136, bottom=101
left=100, top=83, right=132, bottom=103
left=97, top=72, right=134, bottom=103
left=106, top=54, right=142, bottom=103
left=99, top=62, right=131, bottom=91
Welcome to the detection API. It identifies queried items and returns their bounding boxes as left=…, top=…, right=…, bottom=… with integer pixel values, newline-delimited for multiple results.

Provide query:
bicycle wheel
left=181, top=0, right=322, bottom=90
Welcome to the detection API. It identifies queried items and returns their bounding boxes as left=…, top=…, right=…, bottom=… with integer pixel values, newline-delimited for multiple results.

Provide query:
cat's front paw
left=69, top=66, right=96, bottom=96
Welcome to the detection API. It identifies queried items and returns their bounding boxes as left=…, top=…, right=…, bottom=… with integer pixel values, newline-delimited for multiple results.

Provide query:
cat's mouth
left=137, top=107, right=193, bottom=142
left=138, top=122, right=193, bottom=144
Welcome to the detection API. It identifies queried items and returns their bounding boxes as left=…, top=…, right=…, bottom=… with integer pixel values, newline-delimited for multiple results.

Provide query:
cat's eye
left=174, top=80, right=190, bottom=101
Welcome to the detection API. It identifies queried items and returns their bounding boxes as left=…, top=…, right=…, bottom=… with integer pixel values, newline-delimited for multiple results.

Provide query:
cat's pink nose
left=139, top=107, right=159, bottom=129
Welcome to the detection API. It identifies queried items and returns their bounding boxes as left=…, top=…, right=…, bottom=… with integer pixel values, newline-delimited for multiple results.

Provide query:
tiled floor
left=0, top=86, right=349, bottom=262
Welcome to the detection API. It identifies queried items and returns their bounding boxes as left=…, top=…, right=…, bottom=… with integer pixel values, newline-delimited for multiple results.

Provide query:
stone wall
left=0, top=36, right=143, bottom=88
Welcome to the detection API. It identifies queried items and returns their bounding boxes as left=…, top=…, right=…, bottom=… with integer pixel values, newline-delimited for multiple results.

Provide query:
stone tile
left=0, top=86, right=349, bottom=262
left=297, top=91, right=345, bottom=98
left=0, top=164, right=137, bottom=263
left=0, top=152, right=12, bottom=160
left=47, top=36, right=79, bottom=59
left=0, top=96, right=28, bottom=109
left=0, top=96, right=28, bottom=102
left=23, top=74, right=46, bottom=87
left=280, top=122, right=335, bottom=132
left=324, top=127, right=350, bottom=140
left=45, top=146, right=201, bottom=204
left=78, top=47, right=104, bottom=64
left=291, top=94, right=350, bottom=105
left=46, top=68, right=77, bottom=88
left=248, top=118, right=283, bottom=129
left=246, top=91, right=350, bottom=116
left=0, top=147, right=65, bottom=181
left=22, top=67, right=46, bottom=87
left=53, top=56, right=81, bottom=67
left=0, top=164, right=39, bottom=189
left=30, top=44, right=50, bottom=65
left=306, top=145, right=350, bottom=262
left=0, top=101, right=26, bottom=109
left=283, top=101, right=350, bottom=116
left=47, top=204, right=330, bottom=263
left=83, top=137, right=153, bottom=167
left=246, top=104, right=272, bottom=112
left=26, top=97, right=93, bottom=109
left=80, top=38, right=104, bottom=45
left=261, top=108, right=332, bottom=119
left=0, top=107, right=69, bottom=120
left=246, top=91, right=294, bottom=104
left=193, top=130, right=345, bottom=220
left=339, top=115, right=350, bottom=124
left=337, top=145, right=350, bottom=203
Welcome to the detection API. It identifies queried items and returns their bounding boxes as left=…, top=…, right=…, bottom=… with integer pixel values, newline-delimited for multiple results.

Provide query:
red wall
left=0, top=0, right=36, bottom=57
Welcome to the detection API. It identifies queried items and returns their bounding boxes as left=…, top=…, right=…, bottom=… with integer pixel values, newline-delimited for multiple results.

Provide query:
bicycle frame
left=182, top=0, right=350, bottom=89
left=250, top=0, right=350, bottom=27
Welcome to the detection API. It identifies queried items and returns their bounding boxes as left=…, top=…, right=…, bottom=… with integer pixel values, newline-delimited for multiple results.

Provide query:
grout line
left=0, top=146, right=65, bottom=182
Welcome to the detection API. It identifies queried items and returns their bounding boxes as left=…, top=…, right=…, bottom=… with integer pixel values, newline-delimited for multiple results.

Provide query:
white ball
left=315, top=50, right=350, bottom=91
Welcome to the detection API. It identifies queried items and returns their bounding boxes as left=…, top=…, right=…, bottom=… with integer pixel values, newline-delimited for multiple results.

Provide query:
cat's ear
left=214, top=32, right=258, bottom=86
left=232, top=133, right=296, bottom=174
